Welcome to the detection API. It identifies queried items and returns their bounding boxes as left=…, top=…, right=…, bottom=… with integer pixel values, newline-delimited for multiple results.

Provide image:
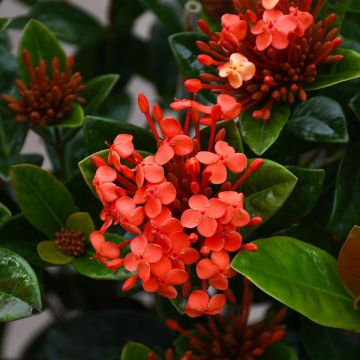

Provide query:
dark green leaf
left=52, top=104, right=84, bottom=128
left=287, top=97, right=348, bottom=143
left=338, top=225, right=360, bottom=299
left=83, top=115, right=156, bottom=153
left=264, top=167, right=325, bottom=231
left=31, top=310, right=172, bottom=359
left=26, top=1, right=104, bottom=45
left=328, top=144, right=360, bottom=236
left=349, top=91, right=360, bottom=120
left=259, top=343, right=299, bottom=360
left=240, top=160, right=297, bottom=226
left=18, top=19, right=66, bottom=82
left=0, top=202, right=10, bottom=229
left=305, top=49, right=360, bottom=90
left=121, top=342, right=152, bottom=360
left=82, top=74, right=120, bottom=114
left=0, top=18, right=11, bottom=31
left=37, top=240, right=74, bottom=265
left=319, top=0, right=353, bottom=28
left=11, top=164, right=78, bottom=238
left=99, top=91, right=131, bottom=121
left=109, top=0, right=144, bottom=34
left=302, top=318, right=360, bottom=360
left=0, top=49, right=17, bottom=93
left=239, top=104, right=291, bottom=155
left=0, top=248, right=42, bottom=322
left=231, top=236, right=360, bottom=330
left=141, top=0, right=182, bottom=34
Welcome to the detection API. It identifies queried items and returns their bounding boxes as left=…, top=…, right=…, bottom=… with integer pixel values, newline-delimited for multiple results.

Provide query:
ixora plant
left=1, top=0, right=360, bottom=359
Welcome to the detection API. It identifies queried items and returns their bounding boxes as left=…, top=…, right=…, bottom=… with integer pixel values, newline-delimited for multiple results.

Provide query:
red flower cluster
left=90, top=94, right=263, bottom=316
left=188, top=0, right=343, bottom=120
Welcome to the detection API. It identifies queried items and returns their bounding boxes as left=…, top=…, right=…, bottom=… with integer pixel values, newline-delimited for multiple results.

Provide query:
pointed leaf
left=240, top=160, right=297, bottom=225
left=305, top=49, right=360, bottom=90
left=52, top=104, right=84, bottom=128
left=0, top=18, right=11, bottom=32
left=83, top=115, right=156, bottom=153
left=0, top=248, right=42, bottom=322
left=231, top=236, right=360, bottom=330
left=259, top=343, right=299, bottom=360
left=37, top=240, right=74, bottom=265
left=338, top=225, right=360, bottom=299
left=11, top=165, right=78, bottom=238
left=239, top=104, right=290, bottom=155
left=121, top=342, right=152, bottom=360
left=82, top=74, right=120, bottom=113
left=0, top=202, right=11, bottom=229
left=18, top=19, right=66, bottom=82
left=287, top=96, right=348, bottom=143
left=349, top=91, right=360, bottom=120
left=65, top=212, right=95, bottom=238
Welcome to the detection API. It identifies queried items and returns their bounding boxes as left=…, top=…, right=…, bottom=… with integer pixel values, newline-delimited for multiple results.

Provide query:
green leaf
left=0, top=202, right=11, bottom=229
left=30, top=310, right=172, bottom=359
left=200, top=120, right=243, bottom=153
left=287, top=97, right=348, bottom=143
left=0, top=18, right=12, bottom=32
left=319, top=0, right=353, bottom=29
left=240, top=160, right=297, bottom=226
left=37, top=240, right=74, bottom=265
left=78, top=149, right=108, bottom=195
left=82, top=74, right=120, bottom=114
left=264, top=167, right=325, bottom=231
left=83, top=115, right=157, bottom=153
left=141, top=0, right=182, bottom=34
left=0, top=248, right=42, bottom=322
left=11, top=165, right=78, bottom=238
left=305, top=49, right=360, bottom=90
left=26, top=1, right=104, bottom=46
left=338, top=225, right=360, bottom=299
left=52, top=104, right=84, bottom=128
left=0, top=215, right=48, bottom=266
left=121, top=342, right=152, bottom=360
left=231, top=236, right=360, bottom=330
left=349, top=91, right=360, bottom=120
left=169, top=32, right=208, bottom=79
left=301, top=318, right=360, bottom=360
left=18, top=19, right=66, bottom=82
left=239, top=104, right=291, bottom=155
left=72, top=233, right=130, bottom=280
left=65, top=212, right=95, bottom=238
left=328, top=144, right=360, bottom=236
left=259, top=343, right=299, bottom=360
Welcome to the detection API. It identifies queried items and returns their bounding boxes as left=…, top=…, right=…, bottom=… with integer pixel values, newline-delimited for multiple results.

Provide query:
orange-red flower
left=184, top=290, right=226, bottom=317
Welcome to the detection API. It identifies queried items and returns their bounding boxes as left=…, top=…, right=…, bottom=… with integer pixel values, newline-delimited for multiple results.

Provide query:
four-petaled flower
left=219, top=191, right=250, bottom=227
left=185, top=290, right=226, bottom=317
left=115, top=196, right=144, bottom=234
left=205, top=223, right=243, bottom=252
left=135, top=155, right=164, bottom=188
left=221, top=14, right=247, bottom=41
left=218, top=53, right=256, bottom=89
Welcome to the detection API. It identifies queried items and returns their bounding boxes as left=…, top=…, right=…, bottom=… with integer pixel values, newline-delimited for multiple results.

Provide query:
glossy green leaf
left=169, top=32, right=208, bottom=79
left=52, top=104, right=84, bottom=128
left=37, top=240, right=74, bottom=265
left=0, top=202, right=11, bottom=229
left=231, top=236, right=360, bottom=330
left=338, top=226, right=360, bottom=299
left=31, top=310, right=172, bottom=359
left=239, top=104, right=291, bottom=155
left=349, top=91, right=360, bottom=120
left=83, top=116, right=156, bottom=153
left=305, top=49, right=360, bottom=90
left=328, top=144, right=360, bottom=236
left=82, top=74, right=120, bottom=114
left=200, top=120, right=243, bottom=153
left=78, top=149, right=108, bottom=195
left=240, top=160, right=297, bottom=225
left=259, top=343, right=299, bottom=360
left=26, top=1, right=104, bottom=45
left=0, top=215, right=47, bottom=266
left=265, top=167, right=325, bottom=230
left=65, top=212, right=95, bottom=238
left=121, top=342, right=152, bottom=360
left=319, top=0, right=353, bottom=28
left=0, top=18, right=11, bottom=31
left=287, top=97, right=348, bottom=143
left=141, top=0, right=182, bottom=34
left=72, top=233, right=130, bottom=280
left=0, top=248, right=42, bottom=322
left=301, top=318, right=360, bottom=360
left=11, top=165, right=78, bottom=238
left=18, top=19, right=66, bottom=82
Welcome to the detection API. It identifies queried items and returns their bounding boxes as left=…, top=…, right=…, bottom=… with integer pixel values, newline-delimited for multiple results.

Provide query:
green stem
left=54, top=128, right=68, bottom=180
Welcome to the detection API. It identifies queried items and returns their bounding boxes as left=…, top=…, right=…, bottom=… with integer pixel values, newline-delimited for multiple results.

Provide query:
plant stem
left=54, top=128, right=68, bottom=180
